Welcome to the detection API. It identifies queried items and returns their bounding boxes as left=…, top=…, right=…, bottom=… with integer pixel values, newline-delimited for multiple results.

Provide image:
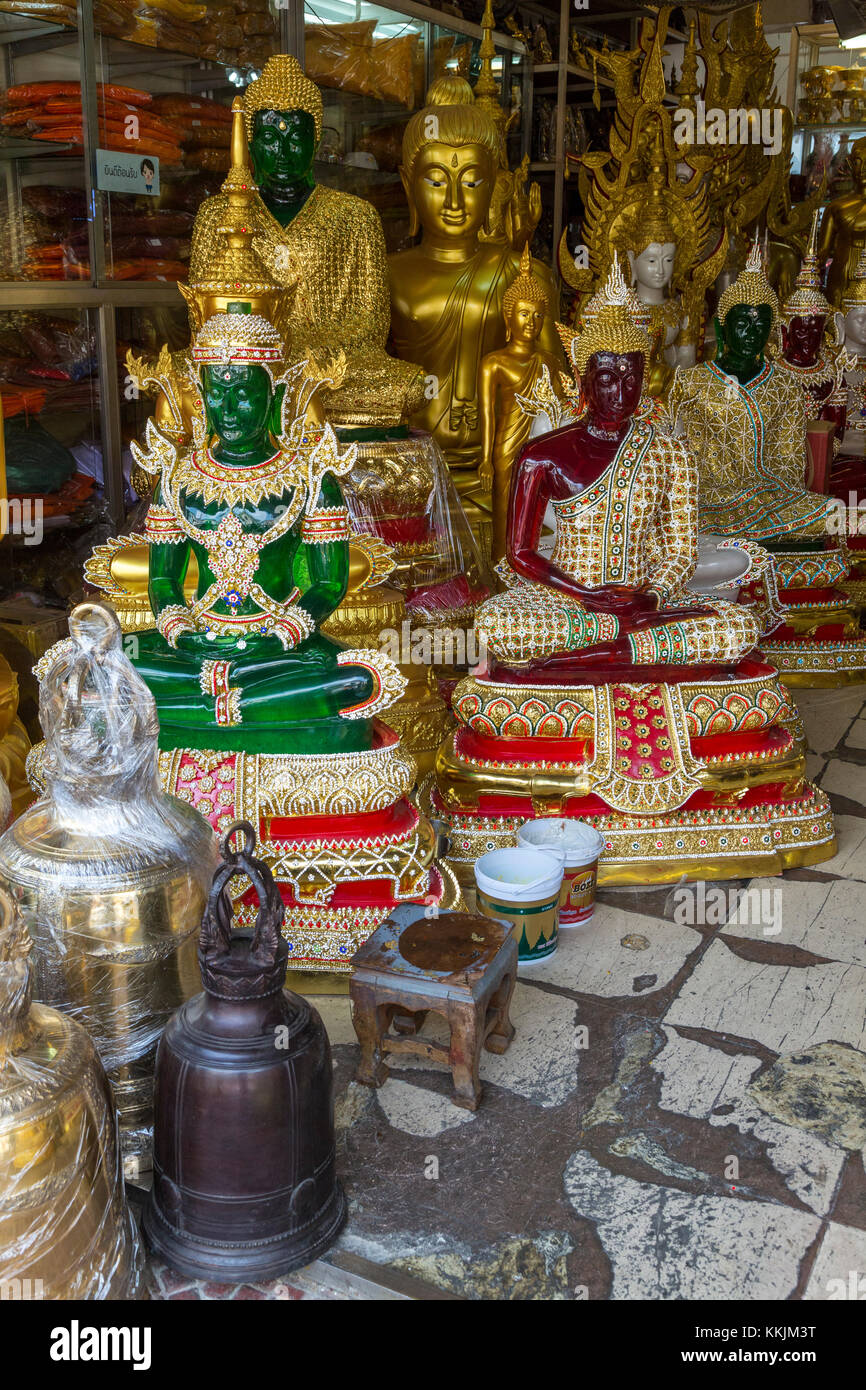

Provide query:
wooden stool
left=350, top=905, right=517, bottom=1112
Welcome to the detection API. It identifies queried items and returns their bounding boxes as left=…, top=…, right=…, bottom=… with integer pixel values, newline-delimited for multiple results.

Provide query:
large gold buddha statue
left=188, top=55, right=424, bottom=431
left=388, top=82, right=562, bottom=545
left=433, top=263, right=836, bottom=886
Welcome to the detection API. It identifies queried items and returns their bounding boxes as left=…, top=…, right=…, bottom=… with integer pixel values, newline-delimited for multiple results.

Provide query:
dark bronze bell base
left=143, top=1182, right=347, bottom=1283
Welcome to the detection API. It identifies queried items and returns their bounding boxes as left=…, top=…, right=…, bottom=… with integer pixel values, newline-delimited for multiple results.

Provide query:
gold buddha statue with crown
left=431, top=262, right=836, bottom=887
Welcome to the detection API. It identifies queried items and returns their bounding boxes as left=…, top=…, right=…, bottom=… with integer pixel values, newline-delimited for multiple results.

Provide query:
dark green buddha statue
left=130, top=311, right=404, bottom=755
left=248, top=107, right=316, bottom=229
left=712, top=301, right=774, bottom=385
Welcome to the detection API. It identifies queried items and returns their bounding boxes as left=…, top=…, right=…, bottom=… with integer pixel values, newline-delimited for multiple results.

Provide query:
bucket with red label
left=517, top=820, right=605, bottom=925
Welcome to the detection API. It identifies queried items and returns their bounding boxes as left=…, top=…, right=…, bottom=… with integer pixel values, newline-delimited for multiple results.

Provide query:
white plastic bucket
left=517, top=820, right=605, bottom=925
left=474, top=846, right=565, bottom=962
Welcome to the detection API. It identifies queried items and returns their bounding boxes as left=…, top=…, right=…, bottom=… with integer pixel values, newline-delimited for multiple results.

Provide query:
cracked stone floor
left=308, top=684, right=866, bottom=1300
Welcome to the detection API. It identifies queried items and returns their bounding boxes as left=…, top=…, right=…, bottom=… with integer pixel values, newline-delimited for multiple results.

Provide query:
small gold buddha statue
left=818, top=134, right=866, bottom=307
left=479, top=245, right=565, bottom=563
left=474, top=261, right=759, bottom=672
left=189, top=55, right=424, bottom=431
left=388, top=86, right=562, bottom=548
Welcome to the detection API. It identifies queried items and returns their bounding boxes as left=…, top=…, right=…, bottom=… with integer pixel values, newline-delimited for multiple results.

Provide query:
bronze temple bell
left=144, top=822, right=346, bottom=1281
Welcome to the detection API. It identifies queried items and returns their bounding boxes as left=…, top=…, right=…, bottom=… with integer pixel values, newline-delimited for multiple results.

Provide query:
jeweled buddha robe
left=667, top=360, right=834, bottom=541
left=476, top=418, right=760, bottom=665
left=190, top=185, right=423, bottom=427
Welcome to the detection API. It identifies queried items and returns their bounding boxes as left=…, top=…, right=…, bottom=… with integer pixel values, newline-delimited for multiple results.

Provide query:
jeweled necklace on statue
left=181, top=442, right=305, bottom=508
left=779, top=354, right=833, bottom=380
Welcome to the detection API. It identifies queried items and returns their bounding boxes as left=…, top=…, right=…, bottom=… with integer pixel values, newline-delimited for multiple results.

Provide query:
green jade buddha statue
left=188, top=56, right=424, bottom=437
left=130, top=312, right=403, bottom=754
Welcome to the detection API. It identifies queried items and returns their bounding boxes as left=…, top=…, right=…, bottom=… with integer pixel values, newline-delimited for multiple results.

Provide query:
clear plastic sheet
left=342, top=432, right=492, bottom=633
left=0, top=888, right=144, bottom=1299
left=0, top=601, right=215, bottom=1142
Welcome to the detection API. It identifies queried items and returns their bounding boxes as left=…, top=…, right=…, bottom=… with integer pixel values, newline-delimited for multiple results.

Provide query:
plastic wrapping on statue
left=342, top=432, right=492, bottom=632
left=0, top=886, right=145, bottom=1299
left=0, top=601, right=217, bottom=1162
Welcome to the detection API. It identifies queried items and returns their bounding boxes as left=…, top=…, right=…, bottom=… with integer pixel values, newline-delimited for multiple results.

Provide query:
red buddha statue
left=493, top=349, right=720, bottom=678
left=777, top=213, right=847, bottom=445
left=433, top=264, right=836, bottom=888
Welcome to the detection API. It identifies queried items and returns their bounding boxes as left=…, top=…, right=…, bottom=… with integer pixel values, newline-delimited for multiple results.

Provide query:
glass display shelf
left=1, top=5, right=282, bottom=286
left=0, top=304, right=105, bottom=599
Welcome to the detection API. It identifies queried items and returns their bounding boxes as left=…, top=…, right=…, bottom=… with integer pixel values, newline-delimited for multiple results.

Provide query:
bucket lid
left=518, top=819, right=606, bottom=866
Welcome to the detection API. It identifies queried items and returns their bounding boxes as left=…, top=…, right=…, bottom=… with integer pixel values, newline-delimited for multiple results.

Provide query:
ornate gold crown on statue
left=782, top=211, right=831, bottom=321
left=570, top=259, right=652, bottom=373
left=502, top=244, right=549, bottom=317
left=181, top=97, right=291, bottom=339
left=243, top=55, right=323, bottom=143
left=191, top=313, right=284, bottom=367
left=843, top=245, right=866, bottom=310
left=717, top=230, right=780, bottom=331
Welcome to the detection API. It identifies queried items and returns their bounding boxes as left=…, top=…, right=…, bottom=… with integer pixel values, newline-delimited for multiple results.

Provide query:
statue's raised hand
left=505, top=157, right=542, bottom=254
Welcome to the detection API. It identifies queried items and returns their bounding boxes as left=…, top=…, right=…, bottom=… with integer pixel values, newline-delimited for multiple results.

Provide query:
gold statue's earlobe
left=400, top=167, right=419, bottom=238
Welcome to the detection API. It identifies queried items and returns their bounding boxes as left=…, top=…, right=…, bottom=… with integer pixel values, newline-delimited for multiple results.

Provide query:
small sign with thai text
left=95, top=149, right=160, bottom=196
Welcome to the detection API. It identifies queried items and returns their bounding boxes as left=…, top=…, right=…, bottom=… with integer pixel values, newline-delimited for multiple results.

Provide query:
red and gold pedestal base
left=433, top=659, right=837, bottom=889
left=758, top=547, right=866, bottom=687
left=159, top=722, right=461, bottom=972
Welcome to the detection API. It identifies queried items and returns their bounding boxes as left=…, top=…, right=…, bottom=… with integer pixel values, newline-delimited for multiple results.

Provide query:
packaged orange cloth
left=5, top=81, right=152, bottom=105
left=371, top=33, right=419, bottom=110
left=305, top=21, right=381, bottom=101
